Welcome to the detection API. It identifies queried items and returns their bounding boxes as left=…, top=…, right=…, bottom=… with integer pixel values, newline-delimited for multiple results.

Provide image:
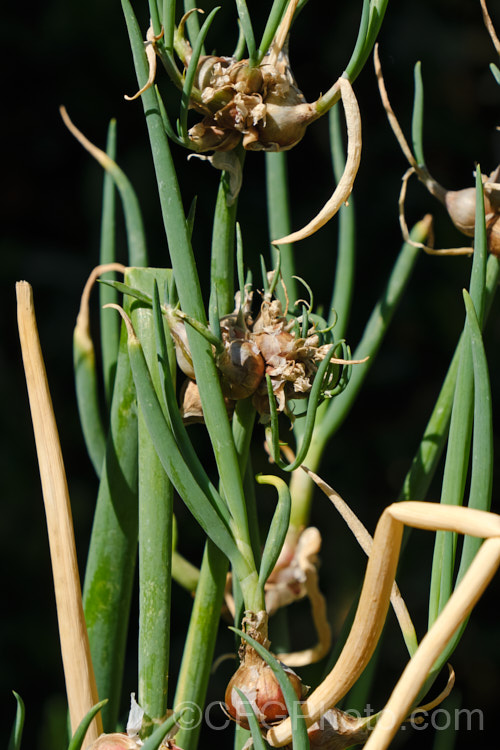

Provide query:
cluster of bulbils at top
left=167, top=285, right=349, bottom=425
left=126, top=1, right=322, bottom=154
left=186, top=48, right=319, bottom=154
left=126, top=1, right=361, bottom=244
left=153, top=0, right=321, bottom=154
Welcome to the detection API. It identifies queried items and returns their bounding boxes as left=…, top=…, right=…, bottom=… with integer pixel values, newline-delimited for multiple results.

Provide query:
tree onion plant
left=12, top=1, right=500, bottom=749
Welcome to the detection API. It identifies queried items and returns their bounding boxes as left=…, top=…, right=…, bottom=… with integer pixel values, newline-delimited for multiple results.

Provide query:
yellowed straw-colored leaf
left=301, top=466, right=418, bottom=653
left=272, top=76, right=361, bottom=245
left=267, top=502, right=500, bottom=748
left=267, top=0, right=300, bottom=69
left=75, top=263, right=127, bottom=354
left=16, top=281, right=101, bottom=744
left=399, top=169, right=472, bottom=256
left=274, top=527, right=332, bottom=667
left=124, top=23, right=162, bottom=101
left=480, top=0, right=500, bottom=56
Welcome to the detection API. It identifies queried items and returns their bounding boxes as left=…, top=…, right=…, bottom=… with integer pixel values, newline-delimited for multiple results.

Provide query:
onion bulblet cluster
left=174, top=292, right=347, bottom=424
left=187, top=51, right=318, bottom=153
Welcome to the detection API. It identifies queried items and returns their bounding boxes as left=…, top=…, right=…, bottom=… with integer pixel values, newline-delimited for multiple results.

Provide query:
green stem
left=8, top=692, right=25, bottom=750
left=82, top=319, right=139, bottom=731
left=130, top=269, right=174, bottom=727
left=329, top=104, right=356, bottom=337
left=428, top=328, right=473, bottom=625
left=122, top=0, right=258, bottom=596
left=266, top=151, right=297, bottom=308
left=398, top=254, right=500, bottom=504
left=173, top=541, right=228, bottom=750
left=73, top=321, right=106, bottom=479
left=232, top=398, right=261, bottom=566
left=99, top=120, right=120, bottom=406
left=172, top=549, right=200, bottom=592
left=428, top=168, right=489, bottom=626
left=210, top=150, right=245, bottom=317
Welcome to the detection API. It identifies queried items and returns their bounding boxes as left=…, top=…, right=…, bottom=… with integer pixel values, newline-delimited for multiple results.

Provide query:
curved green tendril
left=266, top=342, right=346, bottom=471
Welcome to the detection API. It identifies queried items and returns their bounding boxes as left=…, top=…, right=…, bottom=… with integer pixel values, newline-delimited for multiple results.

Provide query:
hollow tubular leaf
left=257, top=475, right=292, bottom=588
left=210, top=150, right=244, bottom=317
left=141, top=707, right=188, bottom=750
left=328, top=102, right=356, bottom=338
left=116, top=305, right=246, bottom=571
left=8, top=692, right=25, bottom=750
left=235, top=0, right=256, bottom=62
left=173, top=541, right=228, bottom=750
left=234, top=688, right=268, bottom=750
left=67, top=700, right=108, bottom=750
left=148, top=0, right=161, bottom=37
left=179, top=7, right=220, bottom=144
left=458, top=290, right=494, bottom=567
left=129, top=269, right=174, bottom=723
left=266, top=151, right=297, bottom=308
left=73, top=318, right=106, bottom=478
left=74, top=264, right=127, bottom=479
left=344, top=0, right=370, bottom=81
left=182, top=0, right=203, bottom=48
left=151, top=283, right=232, bottom=526
left=257, top=0, right=290, bottom=62
left=428, top=168, right=489, bottom=628
left=422, top=291, right=495, bottom=687
left=274, top=343, right=355, bottom=472
left=122, top=0, right=257, bottom=594
left=99, top=120, right=120, bottom=405
left=398, top=253, right=499, bottom=514
left=411, top=62, right=425, bottom=168
left=82, top=314, right=139, bottom=731
left=156, top=85, right=188, bottom=147
left=342, top=0, right=389, bottom=83
left=163, top=0, right=176, bottom=52
left=469, top=167, right=488, bottom=327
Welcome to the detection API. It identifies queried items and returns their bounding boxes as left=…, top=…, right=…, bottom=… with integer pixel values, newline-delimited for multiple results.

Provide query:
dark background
left=2, top=1, right=500, bottom=748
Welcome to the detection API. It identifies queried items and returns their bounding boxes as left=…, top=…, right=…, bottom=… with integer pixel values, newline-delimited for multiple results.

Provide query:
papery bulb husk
left=194, top=55, right=234, bottom=92
left=245, top=100, right=317, bottom=152
left=165, top=312, right=196, bottom=379
left=224, top=657, right=304, bottom=729
left=217, top=339, right=265, bottom=399
left=179, top=379, right=205, bottom=424
left=444, top=187, right=493, bottom=237
left=180, top=378, right=235, bottom=424
left=282, top=708, right=370, bottom=750
left=188, top=120, right=242, bottom=152
left=252, top=329, right=296, bottom=364
left=229, top=62, right=264, bottom=94
left=487, top=214, right=500, bottom=256
left=85, top=733, right=140, bottom=750
left=252, top=298, right=285, bottom=333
